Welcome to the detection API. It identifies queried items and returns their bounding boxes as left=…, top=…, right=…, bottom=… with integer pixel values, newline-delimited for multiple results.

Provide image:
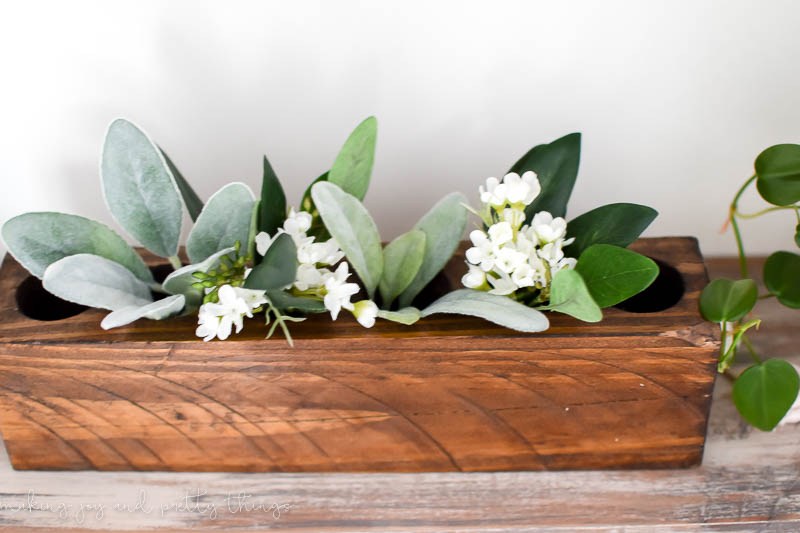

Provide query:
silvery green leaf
left=421, top=289, right=549, bottom=332
left=379, top=230, right=426, bottom=306
left=311, top=182, right=383, bottom=298
left=398, top=193, right=468, bottom=308
left=162, top=247, right=235, bottom=306
left=101, top=118, right=183, bottom=258
left=2, top=212, right=152, bottom=282
left=101, top=294, right=186, bottom=330
left=43, top=254, right=153, bottom=311
left=377, top=307, right=420, bottom=325
left=186, top=182, right=255, bottom=263
left=328, top=116, right=377, bottom=200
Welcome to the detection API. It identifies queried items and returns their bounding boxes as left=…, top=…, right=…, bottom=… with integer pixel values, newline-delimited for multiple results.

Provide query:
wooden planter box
left=0, top=237, right=717, bottom=472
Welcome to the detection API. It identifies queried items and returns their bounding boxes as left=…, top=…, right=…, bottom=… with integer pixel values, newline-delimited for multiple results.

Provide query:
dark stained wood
left=0, top=237, right=718, bottom=472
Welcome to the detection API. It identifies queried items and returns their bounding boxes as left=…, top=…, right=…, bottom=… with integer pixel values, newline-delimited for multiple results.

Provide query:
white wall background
left=1, top=0, right=799, bottom=258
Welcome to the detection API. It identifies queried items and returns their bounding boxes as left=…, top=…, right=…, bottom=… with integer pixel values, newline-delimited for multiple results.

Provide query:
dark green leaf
left=159, top=148, right=204, bottom=222
left=699, top=278, right=758, bottom=322
left=328, top=116, right=377, bottom=201
left=733, top=359, right=799, bottom=431
left=575, top=244, right=659, bottom=308
left=795, top=223, right=800, bottom=248
left=509, top=132, right=581, bottom=220
left=755, top=144, right=800, bottom=206
left=764, top=251, right=800, bottom=308
left=244, top=233, right=297, bottom=291
left=544, top=269, right=603, bottom=322
left=258, top=155, right=287, bottom=236
left=565, top=203, right=658, bottom=257
left=301, top=171, right=330, bottom=241
left=266, top=290, right=326, bottom=314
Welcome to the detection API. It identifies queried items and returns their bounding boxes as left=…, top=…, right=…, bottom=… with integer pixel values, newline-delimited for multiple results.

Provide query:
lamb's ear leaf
left=377, top=307, right=421, bottom=325
left=258, top=154, right=287, bottom=236
left=159, top=148, right=204, bottom=222
left=244, top=233, right=297, bottom=291
left=328, top=116, right=377, bottom=200
left=379, top=230, right=426, bottom=307
left=162, top=247, right=235, bottom=307
left=311, top=182, right=383, bottom=298
left=101, top=294, right=185, bottom=330
left=2, top=212, right=152, bottom=283
left=398, top=193, right=467, bottom=308
left=575, top=244, right=659, bottom=308
left=565, top=203, right=658, bottom=257
left=186, top=182, right=255, bottom=264
left=543, top=269, right=603, bottom=322
left=42, top=254, right=153, bottom=311
left=509, top=132, right=581, bottom=220
left=101, top=118, right=182, bottom=258
left=421, top=289, right=549, bottom=332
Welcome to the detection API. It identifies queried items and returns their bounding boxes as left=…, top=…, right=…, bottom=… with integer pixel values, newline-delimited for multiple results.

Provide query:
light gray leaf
left=398, top=192, right=468, bottom=308
left=101, top=294, right=186, bottom=330
left=101, top=118, right=183, bottom=258
left=2, top=212, right=152, bottom=282
left=311, top=182, right=383, bottom=298
left=43, top=254, right=153, bottom=311
left=186, top=182, right=255, bottom=263
left=377, top=307, right=420, bottom=325
left=379, top=230, right=426, bottom=307
left=421, top=289, right=550, bottom=332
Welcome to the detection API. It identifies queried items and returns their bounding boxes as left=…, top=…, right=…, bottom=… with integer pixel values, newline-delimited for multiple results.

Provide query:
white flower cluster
left=196, top=284, right=268, bottom=341
left=256, top=208, right=378, bottom=327
left=463, top=171, right=577, bottom=300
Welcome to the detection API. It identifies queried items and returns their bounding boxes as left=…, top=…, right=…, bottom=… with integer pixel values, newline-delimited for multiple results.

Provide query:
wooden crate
left=0, top=237, right=718, bottom=472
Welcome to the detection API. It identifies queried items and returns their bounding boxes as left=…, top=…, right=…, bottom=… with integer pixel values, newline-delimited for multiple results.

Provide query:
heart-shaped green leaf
left=2, top=212, right=152, bottom=282
left=186, top=182, right=255, bottom=264
left=101, top=119, right=183, bottom=258
left=566, top=203, right=658, bottom=257
left=378, top=307, right=421, bottom=325
left=509, top=132, right=581, bottom=220
left=328, top=117, right=377, bottom=201
left=422, top=289, right=550, bottom=332
left=575, top=244, right=659, bottom=308
left=733, top=359, right=799, bottom=431
left=311, top=182, right=383, bottom=298
left=244, top=233, right=297, bottom=291
left=755, top=144, right=800, bottom=206
left=43, top=254, right=153, bottom=311
left=545, top=269, right=603, bottom=322
left=700, top=278, right=758, bottom=322
left=258, top=154, right=287, bottom=236
left=101, top=294, right=186, bottom=330
left=379, top=230, right=426, bottom=307
left=159, top=148, right=204, bottom=222
left=398, top=193, right=468, bottom=308
left=764, top=251, right=800, bottom=308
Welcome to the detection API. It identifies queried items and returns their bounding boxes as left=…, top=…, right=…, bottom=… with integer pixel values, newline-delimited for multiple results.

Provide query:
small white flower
left=283, top=208, right=313, bottom=237
left=295, top=264, right=327, bottom=291
left=479, top=177, right=506, bottom=207
left=352, top=300, right=379, bottom=328
left=195, top=285, right=267, bottom=341
left=487, top=221, right=514, bottom=246
left=255, top=231, right=275, bottom=256
left=531, top=211, right=568, bottom=244
left=466, top=230, right=496, bottom=272
left=503, top=171, right=541, bottom=206
left=501, top=207, right=526, bottom=230
left=323, top=262, right=360, bottom=320
left=298, top=239, right=344, bottom=266
left=511, top=263, right=536, bottom=288
left=494, top=245, right=528, bottom=274
left=462, top=264, right=487, bottom=289
left=487, top=272, right=517, bottom=295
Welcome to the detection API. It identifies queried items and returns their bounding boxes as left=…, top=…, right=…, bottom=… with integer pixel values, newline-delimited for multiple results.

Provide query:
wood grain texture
left=0, top=255, right=796, bottom=531
left=0, top=237, right=718, bottom=472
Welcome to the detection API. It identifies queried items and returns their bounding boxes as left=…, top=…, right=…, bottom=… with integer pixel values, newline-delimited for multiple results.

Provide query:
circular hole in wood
left=15, top=275, right=88, bottom=321
left=150, top=263, right=174, bottom=284
left=614, top=258, right=685, bottom=313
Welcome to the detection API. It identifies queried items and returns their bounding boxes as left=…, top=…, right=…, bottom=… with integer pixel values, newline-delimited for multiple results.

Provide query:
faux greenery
left=700, top=143, right=800, bottom=431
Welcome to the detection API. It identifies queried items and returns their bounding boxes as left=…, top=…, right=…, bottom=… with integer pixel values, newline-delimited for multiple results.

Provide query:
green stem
left=168, top=255, right=182, bottom=271
left=735, top=204, right=798, bottom=219
left=758, top=293, right=776, bottom=300
left=729, top=174, right=757, bottom=279
left=741, top=335, right=762, bottom=365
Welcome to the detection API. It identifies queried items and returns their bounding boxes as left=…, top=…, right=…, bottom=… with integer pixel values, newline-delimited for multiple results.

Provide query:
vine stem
left=741, top=335, right=763, bottom=365
left=728, top=174, right=756, bottom=279
left=735, top=204, right=799, bottom=219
